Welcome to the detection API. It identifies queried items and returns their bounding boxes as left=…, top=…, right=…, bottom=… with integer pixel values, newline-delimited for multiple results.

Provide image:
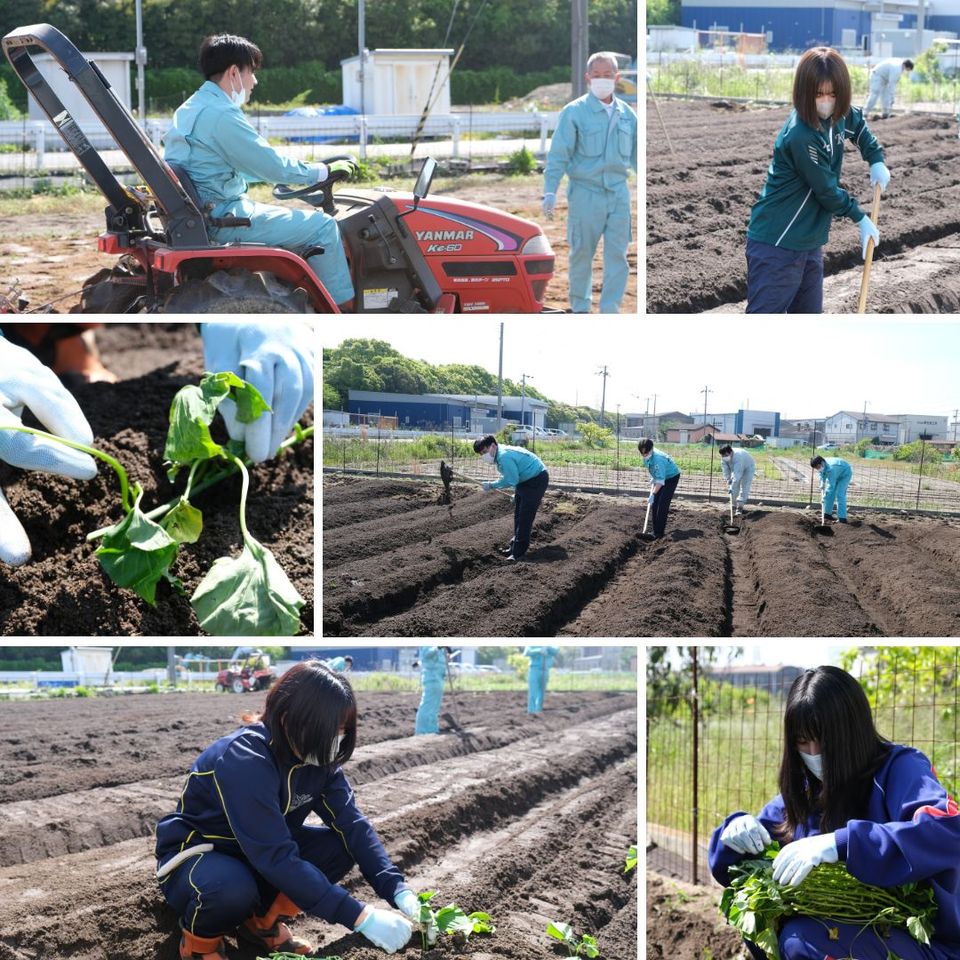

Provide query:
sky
left=668, top=644, right=847, bottom=669
left=327, top=318, right=960, bottom=420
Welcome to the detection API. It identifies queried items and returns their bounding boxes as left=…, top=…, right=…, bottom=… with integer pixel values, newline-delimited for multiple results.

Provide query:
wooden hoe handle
left=856, top=183, right=883, bottom=314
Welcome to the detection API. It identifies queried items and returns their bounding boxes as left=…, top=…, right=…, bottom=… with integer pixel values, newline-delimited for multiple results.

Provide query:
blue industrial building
left=347, top=389, right=548, bottom=431
left=677, top=1, right=960, bottom=52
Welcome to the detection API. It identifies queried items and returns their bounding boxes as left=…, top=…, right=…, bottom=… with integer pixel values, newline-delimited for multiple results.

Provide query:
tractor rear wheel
left=231, top=677, right=245, bottom=694
left=162, top=269, right=316, bottom=313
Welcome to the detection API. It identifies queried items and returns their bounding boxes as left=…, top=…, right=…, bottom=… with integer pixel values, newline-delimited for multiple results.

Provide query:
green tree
left=646, top=0, right=680, bottom=26
left=577, top=421, right=614, bottom=448
left=893, top=439, right=941, bottom=463
left=322, top=381, right=341, bottom=409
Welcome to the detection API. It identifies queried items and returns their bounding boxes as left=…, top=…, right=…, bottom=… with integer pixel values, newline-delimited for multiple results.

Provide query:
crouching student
left=156, top=660, right=422, bottom=959
left=710, top=665, right=960, bottom=960
left=746, top=47, right=889, bottom=314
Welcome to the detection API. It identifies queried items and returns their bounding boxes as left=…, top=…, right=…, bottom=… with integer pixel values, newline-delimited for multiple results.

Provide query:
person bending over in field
left=745, top=47, right=889, bottom=313
left=811, top=454, right=854, bottom=523
left=638, top=437, right=680, bottom=539
left=156, top=660, right=429, bottom=959
left=719, top=444, right=756, bottom=516
left=0, top=322, right=312, bottom=567
left=474, top=433, right=549, bottom=563
left=711, top=664, right=960, bottom=960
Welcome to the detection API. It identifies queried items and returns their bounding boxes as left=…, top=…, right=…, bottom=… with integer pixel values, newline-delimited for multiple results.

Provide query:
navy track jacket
left=709, top=744, right=960, bottom=950
left=156, top=722, right=408, bottom=929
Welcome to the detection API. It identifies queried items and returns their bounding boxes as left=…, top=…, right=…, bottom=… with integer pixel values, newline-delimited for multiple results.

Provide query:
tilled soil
left=0, top=177, right=637, bottom=314
left=646, top=871, right=742, bottom=960
left=646, top=101, right=960, bottom=313
left=323, top=475, right=960, bottom=637
left=0, top=323, right=314, bottom=636
left=0, top=690, right=638, bottom=960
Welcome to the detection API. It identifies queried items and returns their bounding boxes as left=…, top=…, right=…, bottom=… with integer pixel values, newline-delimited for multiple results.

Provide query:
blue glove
left=647, top=493, right=655, bottom=505
left=482, top=481, right=494, bottom=492
left=719, top=814, right=771, bottom=855
left=201, top=322, right=314, bottom=462
left=542, top=192, right=557, bottom=219
left=869, top=161, right=890, bottom=192
left=395, top=890, right=438, bottom=945
left=858, top=215, right=880, bottom=260
left=772, top=833, right=838, bottom=887
left=356, top=908, right=413, bottom=953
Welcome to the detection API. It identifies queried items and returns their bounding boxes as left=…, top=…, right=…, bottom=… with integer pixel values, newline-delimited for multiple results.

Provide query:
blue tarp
left=285, top=105, right=360, bottom=143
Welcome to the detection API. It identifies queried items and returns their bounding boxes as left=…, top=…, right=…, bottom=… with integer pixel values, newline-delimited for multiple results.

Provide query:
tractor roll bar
left=2, top=23, right=208, bottom=246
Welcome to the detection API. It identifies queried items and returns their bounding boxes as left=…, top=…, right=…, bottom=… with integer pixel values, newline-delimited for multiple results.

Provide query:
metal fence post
left=539, top=113, right=549, bottom=155
left=916, top=438, right=926, bottom=512
left=376, top=413, right=382, bottom=477
left=691, top=647, right=700, bottom=885
left=707, top=440, right=715, bottom=502
left=358, top=115, right=368, bottom=161
left=809, top=423, right=818, bottom=506
left=452, top=115, right=461, bottom=159
left=34, top=124, right=45, bottom=170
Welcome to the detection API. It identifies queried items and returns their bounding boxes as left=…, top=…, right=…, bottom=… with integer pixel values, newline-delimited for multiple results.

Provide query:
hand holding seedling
left=201, top=321, right=315, bottom=463
left=0, top=337, right=98, bottom=566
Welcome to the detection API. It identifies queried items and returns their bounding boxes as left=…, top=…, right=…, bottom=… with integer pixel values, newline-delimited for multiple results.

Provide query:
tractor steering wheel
left=272, top=155, right=356, bottom=202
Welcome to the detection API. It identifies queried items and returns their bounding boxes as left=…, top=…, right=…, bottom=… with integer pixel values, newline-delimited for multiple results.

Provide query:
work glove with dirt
left=719, top=813, right=772, bottom=855
left=355, top=907, right=414, bottom=953
left=0, top=337, right=98, bottom=566
left=395, top=890, right=438, bottom=946
left=869, top=161, right=890, bottom=193
left=772, top=832, right=838, bottom=887
left=858, top=215, right=880, bottom=260
left=542, top=192, right=557, bottom=219
left=201, top=321, right=315, bottom=463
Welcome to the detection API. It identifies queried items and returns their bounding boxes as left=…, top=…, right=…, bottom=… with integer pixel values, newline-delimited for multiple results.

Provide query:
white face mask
left=816, top=98, right=836, bottom=120
left=305, top=734, right=344, bottom=766
left=481, top=451, right=495, bottom=464
left=800, top=750, right=824, bottom=780
left=589, top=77, right=616, bottom=100
left=722, top=455, right=732, bottom=463
left=230, top=71, right=247, bottom=107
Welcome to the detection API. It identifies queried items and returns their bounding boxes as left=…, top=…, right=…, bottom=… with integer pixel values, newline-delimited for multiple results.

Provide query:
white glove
left=647, top=492, right=655, bottom=505
left=869, top=161, right=890, bottom=192
left=395, top=890, right=438, bottom=946
left=201, top=322, right=314, bottom=462
left=356, top=907, right=413, bottom=954
left=542, top=192, right=557, bottom=219
left=858, top=215, right=880, bottom=260
left=772, top=832, right=838, bottom=887
left=482, top=481, right=494, bottom=492
left=719, top=814, right=772, bottom=855
left=0, top=338, right=97, bottom=566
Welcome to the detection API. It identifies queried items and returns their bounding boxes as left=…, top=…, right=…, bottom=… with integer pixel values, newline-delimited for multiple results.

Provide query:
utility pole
left=702, top=385, right=714, bottom=500
left=166, top=646, right=176, bottom=687
left=953, top=408, right=959, bottom=443
left=597, top=365, right=609, bottom=427
left=520, top=373, right=533, bottom=433
left=860, top=400, right=869, bottom=443
left=135, top=0, right=146, bottom=123
left=701, top=385, right=711, bottom=428
left=571, top=0, right=589, bottom=99
left=496, top=322, right=504, bottom=431
left=358, top=0, right=368, bottom=158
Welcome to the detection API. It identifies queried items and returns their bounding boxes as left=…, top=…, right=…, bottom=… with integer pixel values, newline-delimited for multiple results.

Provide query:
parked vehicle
left=215, top=648, right=276, bottom=693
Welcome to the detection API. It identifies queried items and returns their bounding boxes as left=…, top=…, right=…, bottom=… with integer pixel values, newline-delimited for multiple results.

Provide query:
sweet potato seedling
left=0, top=371, right=312, bottom=635
left=546, top=920, right=600, bottom=958
left=624, top=844, right=637, bottom=873
left=416, top=890, right=495, bottom=952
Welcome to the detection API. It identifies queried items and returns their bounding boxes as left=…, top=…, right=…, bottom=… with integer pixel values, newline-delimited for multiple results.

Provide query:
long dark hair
left=259, top=660, right=357, bottom=768
left=777, top=665, right=889, bottom=840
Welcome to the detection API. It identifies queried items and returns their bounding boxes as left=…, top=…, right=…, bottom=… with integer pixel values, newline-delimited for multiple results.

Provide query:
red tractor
left=215, top=649, right=276, bottom=694
left=2, top=24, right=557, bottom=314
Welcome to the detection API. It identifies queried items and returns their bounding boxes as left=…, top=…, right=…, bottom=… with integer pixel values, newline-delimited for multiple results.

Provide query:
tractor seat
left=167, top=161, right=251, bottom=231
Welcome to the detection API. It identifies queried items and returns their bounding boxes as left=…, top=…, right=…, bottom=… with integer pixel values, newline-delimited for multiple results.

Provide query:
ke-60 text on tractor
left=1, top=24, right=556, bottom=314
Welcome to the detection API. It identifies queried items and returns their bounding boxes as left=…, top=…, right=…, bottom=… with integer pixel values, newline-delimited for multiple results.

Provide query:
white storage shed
left=28, top=52, right=134, bottom=124
left=341, top=48, right=454, bottom=115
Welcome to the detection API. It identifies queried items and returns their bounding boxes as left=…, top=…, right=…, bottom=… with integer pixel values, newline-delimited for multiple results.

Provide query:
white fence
left=0, top=110, right=560, bottom=172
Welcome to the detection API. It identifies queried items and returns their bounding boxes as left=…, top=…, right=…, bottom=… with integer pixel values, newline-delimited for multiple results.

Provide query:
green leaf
left=161, top=499, right=203, bottom=544
left=190, top=540, right=304, bottom=636
left=578, top=934, right=600, bottom=958
left=96, top=505, right=179, bottom=606
left=417, top=890, right=437, bottom=904
left=165, top=382, right=227, bottom=464
left=435, top=904, right=467, bottom=933
left=228, top=376, right=271, bottom=424
left=907, top=916, right=931, bottom=945
left=625, top=843, right=637, bottom=873
left=547, top=921, right=574, bottom=944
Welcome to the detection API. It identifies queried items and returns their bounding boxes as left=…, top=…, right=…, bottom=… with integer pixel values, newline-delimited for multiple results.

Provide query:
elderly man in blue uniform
left=523, top=646, right=560, bottom=714
left=414, top=646, right=447, bottom=735
left=164, top=34, right=357, bottom=309
left=811, top=455, right=854, bottom=523
left=542, top=52, right=638, bottom=314
left=473, top=434, right=549, bottom=563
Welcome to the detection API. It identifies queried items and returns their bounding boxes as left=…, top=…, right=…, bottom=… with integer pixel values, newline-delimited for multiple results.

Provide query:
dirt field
left=646, top=100, right=960, bottom=313
left=0, top=689, right=638, bottom=960
left=0, top=323, right=314, bottom=636
left=322, top=475, right=960, bottom=637
left=0, top=177, right=637, bottom=314
left=647, top=871, right=743, bottom=960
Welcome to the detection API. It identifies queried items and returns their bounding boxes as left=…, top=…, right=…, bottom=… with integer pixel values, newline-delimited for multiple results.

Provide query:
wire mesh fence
left=647, top=647, right=960, bottom=885
left=322, top=426, right=960, bottom=514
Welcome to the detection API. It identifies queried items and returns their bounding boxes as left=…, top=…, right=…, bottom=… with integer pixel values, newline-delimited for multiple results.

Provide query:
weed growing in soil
left=417, top=891, right=495, bottom=952
left=0, top=371, right=313, bottom=634
left=546, top=920, right=600, bottom=957
left=256, top=954, right=342, bottom=960
left=719, top=843, right=937, bottom=960
left=624, top=843, right=637, bottom=873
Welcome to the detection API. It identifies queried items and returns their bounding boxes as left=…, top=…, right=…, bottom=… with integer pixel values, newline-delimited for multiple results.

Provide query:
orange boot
left=238, top=892, right=315, bottom=955
left=179, top=929, right=227, bottom=960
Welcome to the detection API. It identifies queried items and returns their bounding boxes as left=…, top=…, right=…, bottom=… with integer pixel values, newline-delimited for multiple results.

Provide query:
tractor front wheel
left=162, top=269, right=316, bottom=313
left=231, top=677, right=245, bottom=694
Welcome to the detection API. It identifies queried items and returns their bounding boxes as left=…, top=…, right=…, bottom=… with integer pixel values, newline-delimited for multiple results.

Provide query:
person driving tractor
left=163, top=35, right=358, bottom=309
